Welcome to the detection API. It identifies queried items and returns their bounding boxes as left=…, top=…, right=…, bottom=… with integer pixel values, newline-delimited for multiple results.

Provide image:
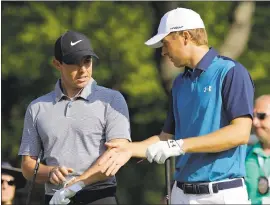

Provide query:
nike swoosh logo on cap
left=70, top=40, right=83, bottom=46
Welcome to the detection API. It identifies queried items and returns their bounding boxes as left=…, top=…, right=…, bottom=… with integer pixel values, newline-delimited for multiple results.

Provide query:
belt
left=177, top=178, right=243, bottom=195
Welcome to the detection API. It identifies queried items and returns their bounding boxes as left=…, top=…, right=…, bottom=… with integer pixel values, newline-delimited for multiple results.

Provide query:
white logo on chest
left=204, top=86, right=212, bottom=92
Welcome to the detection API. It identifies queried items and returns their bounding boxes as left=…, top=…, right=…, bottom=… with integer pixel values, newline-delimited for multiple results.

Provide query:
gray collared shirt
left=18, top=78, right=131, bottom=195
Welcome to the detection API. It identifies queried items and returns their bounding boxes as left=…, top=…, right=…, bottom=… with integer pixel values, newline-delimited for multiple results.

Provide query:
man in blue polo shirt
left=98, top=7, right=254, bottom=204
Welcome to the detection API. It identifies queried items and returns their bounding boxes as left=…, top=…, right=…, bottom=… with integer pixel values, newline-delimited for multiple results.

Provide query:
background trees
left=2, top=1, right=269, bottom=204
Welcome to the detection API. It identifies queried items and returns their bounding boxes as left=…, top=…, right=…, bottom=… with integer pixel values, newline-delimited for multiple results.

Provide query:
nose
left=161, top=46, right=167, bottom=57
left=2, top=181, right=8, bottom=189
left=79, top=65, right=87, bottom=72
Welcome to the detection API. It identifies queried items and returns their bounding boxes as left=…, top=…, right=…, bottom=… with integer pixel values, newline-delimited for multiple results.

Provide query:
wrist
left=167, top=139, right=185, bottom=155
left=126, top=142, right=134, bottom=157
left=127, top=142, right=136, bottom=158
left=68, top=181, right=85, bottom=192
left=176, top=139, right=185, bottom=154
left=48, top=166, right=58, bottom=181
left=76, top=175, right=87, bottom=184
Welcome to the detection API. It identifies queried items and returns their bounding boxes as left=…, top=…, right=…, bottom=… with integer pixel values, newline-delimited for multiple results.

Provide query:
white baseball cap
left=145, top=8, right=205, bottom=48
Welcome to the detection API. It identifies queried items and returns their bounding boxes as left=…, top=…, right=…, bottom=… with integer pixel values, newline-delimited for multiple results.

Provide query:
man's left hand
left=49, top=181, right=85, bottom=205
left=146, top=139, right=185, bottom=164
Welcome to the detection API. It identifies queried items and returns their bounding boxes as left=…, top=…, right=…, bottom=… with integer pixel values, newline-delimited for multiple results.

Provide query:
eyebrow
left=84, top=56, right=92, bottom=60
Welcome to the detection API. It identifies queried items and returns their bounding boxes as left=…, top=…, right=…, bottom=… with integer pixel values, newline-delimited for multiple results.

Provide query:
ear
left=182, top=31, right=192, bottom=45
left=52, top=58, right=62, bottom=71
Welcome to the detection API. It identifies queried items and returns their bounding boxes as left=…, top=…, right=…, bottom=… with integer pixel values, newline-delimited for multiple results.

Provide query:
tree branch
left=219, top=1, right=255, bottom=59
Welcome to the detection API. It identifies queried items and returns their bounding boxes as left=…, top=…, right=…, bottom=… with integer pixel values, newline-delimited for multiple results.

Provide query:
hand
left=146, top=139, right=184, bottom=164
left=98, top=142, right=132, bottom=176
left=49, top=181, right=85, bottom=205
left=49, top=166, right=74, bottom=186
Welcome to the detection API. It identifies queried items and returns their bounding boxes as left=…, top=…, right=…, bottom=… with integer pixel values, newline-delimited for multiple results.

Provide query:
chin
left=174, top=62, right=185, bottom=68
left=76, top=79, right=90, bottom=88
left=76, top=83, right=88, bottom=88
left=255, top=129, right=267, bottom=139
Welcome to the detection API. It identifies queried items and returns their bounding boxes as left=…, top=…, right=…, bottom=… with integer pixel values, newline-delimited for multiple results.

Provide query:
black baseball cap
left=54, top=30, right=99, bottom=65
left=2, top=162, right=27, bottom=189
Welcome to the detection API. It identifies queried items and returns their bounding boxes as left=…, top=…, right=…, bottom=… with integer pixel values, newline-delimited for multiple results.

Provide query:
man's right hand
left=98, top=142, right=132, bottom=176
left=49, top=166, right=74, bottom=186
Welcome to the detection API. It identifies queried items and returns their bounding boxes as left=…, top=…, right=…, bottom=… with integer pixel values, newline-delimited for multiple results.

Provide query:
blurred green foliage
left=2, top=1, right=270, bottom=204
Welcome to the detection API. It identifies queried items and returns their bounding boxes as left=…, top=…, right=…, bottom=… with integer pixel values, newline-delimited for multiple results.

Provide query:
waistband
left=176, top=178, right=243, bottom=195
left=45, top=186, right=116, bottom=204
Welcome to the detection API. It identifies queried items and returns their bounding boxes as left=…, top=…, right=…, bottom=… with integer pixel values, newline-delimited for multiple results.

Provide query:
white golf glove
left=49, top=181, right=85, bottom=205
left=146, top=139, right=184, bottom=164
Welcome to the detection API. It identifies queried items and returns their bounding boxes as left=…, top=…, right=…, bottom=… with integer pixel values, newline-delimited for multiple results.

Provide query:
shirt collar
left=54, top=78, right=97, bottom=103
left=79, top=78, right=97, bottom=100
left=253, top=142, right=270, bottom=158
left=182, top=67, right=193, bottom=78
left=196, top=47, right=219, bottom=71
left=182, top=47, right=219, bottom=78
left=54, top=80, right=65, bottom=103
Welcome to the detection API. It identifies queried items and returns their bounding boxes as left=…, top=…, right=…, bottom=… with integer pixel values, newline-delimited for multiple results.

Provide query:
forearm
left=21, top=158, right=54, bottom=184
left=131, top=132, right=173, bottom=158
left=182, top=119, right=251, bottom=153
left=78, top=139, right=130, bottom=185
left=76, top=164, right=110, bottom=186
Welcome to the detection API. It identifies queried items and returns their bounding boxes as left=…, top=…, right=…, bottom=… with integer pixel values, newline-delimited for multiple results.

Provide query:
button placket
left=65, top=101, right=72, bottom=117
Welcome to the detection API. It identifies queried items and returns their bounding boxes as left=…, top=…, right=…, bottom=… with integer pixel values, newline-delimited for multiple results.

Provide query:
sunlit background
left=2, top=1, right=270, bottom=204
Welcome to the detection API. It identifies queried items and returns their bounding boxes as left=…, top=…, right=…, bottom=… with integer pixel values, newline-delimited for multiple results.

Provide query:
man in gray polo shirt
left=18, top=30, right=131, bottom=205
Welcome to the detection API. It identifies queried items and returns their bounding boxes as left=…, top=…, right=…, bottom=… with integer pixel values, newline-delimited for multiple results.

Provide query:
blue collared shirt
left=163, top=48, right=254, bottom=182
left=163, top=47, right=254, bottom=135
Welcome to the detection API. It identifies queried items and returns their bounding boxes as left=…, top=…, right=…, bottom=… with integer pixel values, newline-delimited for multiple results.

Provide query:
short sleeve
left=222, top=63, right=255, bottom=122
left=18, top=104, right=42, bottom=157
left=162, top=91, right=175, bottom=135
left=105, top=92, right=131, bottom=142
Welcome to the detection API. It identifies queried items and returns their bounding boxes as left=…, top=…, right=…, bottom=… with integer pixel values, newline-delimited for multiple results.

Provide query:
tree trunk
left=219, top=1, right=255, bottom=58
